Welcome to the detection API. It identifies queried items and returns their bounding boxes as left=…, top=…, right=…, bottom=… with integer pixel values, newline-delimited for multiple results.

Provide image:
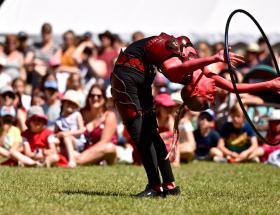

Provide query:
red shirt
left=22, top=129, right=53, bottom=152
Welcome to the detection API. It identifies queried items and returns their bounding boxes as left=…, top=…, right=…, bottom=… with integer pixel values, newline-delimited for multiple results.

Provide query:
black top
left=124, top=36, right=155, bottom=60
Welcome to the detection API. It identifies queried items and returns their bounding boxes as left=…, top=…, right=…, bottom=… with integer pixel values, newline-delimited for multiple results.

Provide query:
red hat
left=155, top=93, right=176, bottom=107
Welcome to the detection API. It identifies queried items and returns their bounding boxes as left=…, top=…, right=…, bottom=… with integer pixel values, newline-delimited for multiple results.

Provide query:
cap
left=0, top=85, right=15, bottom=95
left=155, top=93, right=176, bottom=107
left=17, top=31, right=28, bottom=40
left=62, top=90, right=80, bottom=107
left=26, top=106, right=48, bottom=124
left=247, top=43, right=260, bottom=53
left=0, top=106, right=16, bottom=117
left=171, top=91, right=183, bottom=104
left=199, top=109, right=215, bottom=121
left=44, top=80, right=58, bottom=90
left=83, top=31, right=92, bottom=39
left=270, top=109, right=280, bottom=121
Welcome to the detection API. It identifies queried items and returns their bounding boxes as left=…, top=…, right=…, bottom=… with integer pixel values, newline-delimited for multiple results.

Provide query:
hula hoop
left=225, top=9, right=280, bottom=146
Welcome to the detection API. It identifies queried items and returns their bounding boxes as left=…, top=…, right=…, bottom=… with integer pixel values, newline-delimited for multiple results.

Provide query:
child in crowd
left=11, top=106, right=64, bottom=167
left=171, top=91, right=196, bottom=163
left=0, top=106, right=22, bottom=161
left=154, top=93, right=179, bottom=165
left=248, top=109, right=280, bottom=162
left=216, top=104, right=259, bottom=163
left=42, top=80, right=61, bottom=130
left=194, top=109, right=221, bottom=160
left=55, top=90, right=86, bottom=167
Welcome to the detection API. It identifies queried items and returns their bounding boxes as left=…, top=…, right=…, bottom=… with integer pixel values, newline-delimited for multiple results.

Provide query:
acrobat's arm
left=162, top=48, right=244, bottom=84
left=204, top=67, right=280, bottom=93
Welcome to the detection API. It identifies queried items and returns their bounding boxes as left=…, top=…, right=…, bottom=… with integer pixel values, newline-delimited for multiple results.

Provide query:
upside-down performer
left=111, top=33, right=280, bottom=198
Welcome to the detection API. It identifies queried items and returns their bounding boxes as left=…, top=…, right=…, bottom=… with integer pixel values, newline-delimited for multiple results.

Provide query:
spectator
left=214, top=70, right=263, bottom=132
left=154, top=93, right=178, bottom=165
left=25, top=23, right=60, bottom=79
left=59, top=30, right=77, bottom=67
left=0, top=106, right=22, bottom=161
left=217, top=104, right=259, bottom=163
left=54, top=90, right=86, bottom=167
left=171, top=92, right=196, bottom=163
left=77, top=84, right=117, bottom=165
left=17, top=31, right=31, bottom=58
left=31, top=89, right=45, bottom=107
left=0, top=57, right=11, bottom=89
left=13, top=92, right=28, bottom=132
left=65, top=73, right=86, bottom=107
left=239, top=43, right=261, bottom=75
left=98, top=30, right=119, bottom=85
left=73, top=42, right=107, bottom=90
left=12, top=78, right=31, bottom=110
left=193, top=109, right=221, bottom=161
left=11, top=106, right=64, bottom=167
left=258, top=37, right=273, bottom=67
left=42, top=80, right=61, bottom=130
left=131, top=31, right=145, bottom=43
left=3, top=34, right=26, bottom=81
left=249, top=109, right=280, bottom=162
left=1, top=85, right=16, bottom=107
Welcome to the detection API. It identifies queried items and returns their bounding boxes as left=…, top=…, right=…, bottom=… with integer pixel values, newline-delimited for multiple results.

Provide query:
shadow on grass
left=62, top=190, right=133, bottom=197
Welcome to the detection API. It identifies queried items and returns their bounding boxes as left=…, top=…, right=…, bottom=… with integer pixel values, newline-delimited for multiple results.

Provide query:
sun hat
left=0, top=106, right=16, bottom=117
left=155, top=93, right=176, bottom=107
left=26, top=105, right=48, bottom=125
left=44, top=80, right=58, bottom=90
left=62, top=90, right=81, bottom=107
left=0, top=85, right=15, bottom=95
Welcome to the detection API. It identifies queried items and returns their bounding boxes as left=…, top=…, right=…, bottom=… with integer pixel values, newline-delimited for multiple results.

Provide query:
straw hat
left=62, top=90, right=81, bottom=107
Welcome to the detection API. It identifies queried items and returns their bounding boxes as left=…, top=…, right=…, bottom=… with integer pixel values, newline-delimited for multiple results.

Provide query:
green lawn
left=0, top=162, right=280, bottom=215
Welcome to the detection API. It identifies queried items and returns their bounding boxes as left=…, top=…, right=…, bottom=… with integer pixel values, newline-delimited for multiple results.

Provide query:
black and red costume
left=111, top=33, right=191, bottom=196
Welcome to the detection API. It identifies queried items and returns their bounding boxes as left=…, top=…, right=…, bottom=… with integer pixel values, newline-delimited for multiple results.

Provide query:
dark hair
left=41, top=23, right=52, bottom=34
left=82, top=84, right=107, bottom=111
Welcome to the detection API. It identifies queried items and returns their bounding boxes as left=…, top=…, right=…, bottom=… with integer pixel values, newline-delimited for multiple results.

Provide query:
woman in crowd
left=77, top=84, right=117, bottom=165
left=3, top=34, right=25, bottom=81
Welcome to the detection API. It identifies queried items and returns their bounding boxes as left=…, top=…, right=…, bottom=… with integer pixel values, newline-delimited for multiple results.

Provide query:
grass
left=1, top=162, right=280, bottom=215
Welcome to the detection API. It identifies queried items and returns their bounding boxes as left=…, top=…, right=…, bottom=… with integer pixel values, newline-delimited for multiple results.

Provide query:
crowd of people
left=0, top=22, right=279, bottom=168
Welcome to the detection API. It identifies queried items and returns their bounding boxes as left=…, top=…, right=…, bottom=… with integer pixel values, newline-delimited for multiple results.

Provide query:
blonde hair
left=230, top=103, right=247, bottom=116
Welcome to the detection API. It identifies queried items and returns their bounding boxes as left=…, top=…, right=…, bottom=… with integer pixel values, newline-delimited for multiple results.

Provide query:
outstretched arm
left=204, top=67, right=280, bottom=93
left=162, top=48, right=244, bottom=83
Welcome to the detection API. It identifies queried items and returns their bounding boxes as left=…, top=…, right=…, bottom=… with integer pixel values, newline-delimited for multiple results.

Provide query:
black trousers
left=111, top=66, right=175, bottom=186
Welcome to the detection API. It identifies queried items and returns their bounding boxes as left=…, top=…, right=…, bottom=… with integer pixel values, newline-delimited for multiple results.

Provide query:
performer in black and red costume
left=111, top=33, right=280, bottom=198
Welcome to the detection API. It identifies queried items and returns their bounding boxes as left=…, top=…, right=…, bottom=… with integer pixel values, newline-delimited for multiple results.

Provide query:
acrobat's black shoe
left=135, top=185, right=165, bottom=198
left=163, top=186, right=181, bottom=196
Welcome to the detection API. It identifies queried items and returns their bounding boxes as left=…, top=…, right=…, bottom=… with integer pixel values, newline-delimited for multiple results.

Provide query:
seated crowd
left=0, top=22, right=279, bottom=168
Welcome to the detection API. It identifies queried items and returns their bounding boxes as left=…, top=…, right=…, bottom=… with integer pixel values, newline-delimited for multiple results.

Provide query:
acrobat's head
left=180, top=76, right=216, bottom=112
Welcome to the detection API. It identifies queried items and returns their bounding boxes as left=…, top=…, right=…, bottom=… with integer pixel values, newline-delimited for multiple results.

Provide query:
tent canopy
left=0, top=0, right=280, bottom=44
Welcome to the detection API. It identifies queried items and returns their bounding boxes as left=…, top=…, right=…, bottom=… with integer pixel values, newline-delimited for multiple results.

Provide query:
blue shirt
left=221, top=122, right=256, bottom=153
left=194, top=128, right=220, bottom=157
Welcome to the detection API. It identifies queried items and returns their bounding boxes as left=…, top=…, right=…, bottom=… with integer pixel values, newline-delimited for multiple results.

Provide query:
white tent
left=0, top=0, right=280, bottom=44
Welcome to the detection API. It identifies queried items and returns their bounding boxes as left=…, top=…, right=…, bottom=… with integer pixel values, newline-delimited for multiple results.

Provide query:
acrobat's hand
left=214, top=48, right=245, bottom=68
left=269, top=77, right=280, bottom=92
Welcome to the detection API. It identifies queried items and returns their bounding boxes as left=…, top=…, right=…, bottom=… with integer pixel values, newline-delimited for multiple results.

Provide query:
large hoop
left=225, top=9, right=280, bottom=146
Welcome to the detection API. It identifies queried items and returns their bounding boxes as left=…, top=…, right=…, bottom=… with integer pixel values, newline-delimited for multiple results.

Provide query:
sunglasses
left=89, top=93, right=103, bottom=100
